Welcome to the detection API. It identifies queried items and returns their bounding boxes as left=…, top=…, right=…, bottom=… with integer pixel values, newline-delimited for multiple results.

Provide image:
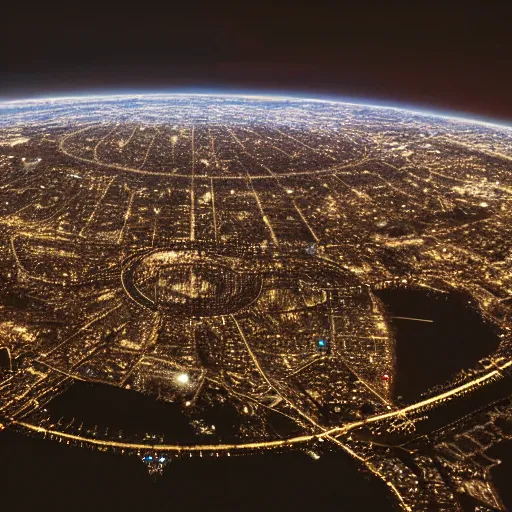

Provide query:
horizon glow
left=0, top=90, right=510, bottom=130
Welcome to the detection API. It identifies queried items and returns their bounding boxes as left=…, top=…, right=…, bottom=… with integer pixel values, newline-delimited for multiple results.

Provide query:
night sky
left=3, top=3, right=511, bottom=122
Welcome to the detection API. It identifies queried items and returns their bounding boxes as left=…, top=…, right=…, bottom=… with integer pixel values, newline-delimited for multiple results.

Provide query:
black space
left=2, top=2, right=512, bottom=122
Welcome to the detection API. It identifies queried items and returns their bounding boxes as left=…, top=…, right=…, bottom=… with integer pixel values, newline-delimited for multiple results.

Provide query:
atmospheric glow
left=1, top=91, right=510, bottom=129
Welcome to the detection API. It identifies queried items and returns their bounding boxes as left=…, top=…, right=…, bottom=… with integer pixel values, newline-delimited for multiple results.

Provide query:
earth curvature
left=1, top=94, right=512, bottom=510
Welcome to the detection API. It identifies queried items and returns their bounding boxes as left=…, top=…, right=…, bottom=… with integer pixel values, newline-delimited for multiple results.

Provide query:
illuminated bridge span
left=12, top=358, right=512, bottom=453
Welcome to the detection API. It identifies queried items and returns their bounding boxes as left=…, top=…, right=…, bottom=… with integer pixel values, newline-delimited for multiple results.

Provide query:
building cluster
left=0, top=95, right=511, bottom=510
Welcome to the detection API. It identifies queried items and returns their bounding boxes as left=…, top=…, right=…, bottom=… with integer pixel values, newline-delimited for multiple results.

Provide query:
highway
left=10, top=358, right=511, bottom=454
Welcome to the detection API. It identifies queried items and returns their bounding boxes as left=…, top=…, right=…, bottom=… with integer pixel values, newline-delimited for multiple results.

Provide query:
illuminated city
left=0, top=94, right=511, bottom=510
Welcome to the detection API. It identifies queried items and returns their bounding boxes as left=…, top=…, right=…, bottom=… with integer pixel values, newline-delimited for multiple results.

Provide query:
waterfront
left=1, top=429, right=395, bottom=511
left=376, top=289, right=501, bottom=402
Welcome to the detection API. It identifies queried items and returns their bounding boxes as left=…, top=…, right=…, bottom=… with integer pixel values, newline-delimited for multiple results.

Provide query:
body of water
left=375, top=288, right=500, bottom=402
left=1, top=429, right=396, bottom=511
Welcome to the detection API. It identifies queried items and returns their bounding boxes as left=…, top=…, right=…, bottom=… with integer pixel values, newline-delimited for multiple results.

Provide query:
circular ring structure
left=122, top=249, right=263, bottom=317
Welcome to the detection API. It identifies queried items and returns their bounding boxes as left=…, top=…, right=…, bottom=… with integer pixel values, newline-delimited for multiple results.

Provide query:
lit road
left=9, top=358, right=511, bottom=453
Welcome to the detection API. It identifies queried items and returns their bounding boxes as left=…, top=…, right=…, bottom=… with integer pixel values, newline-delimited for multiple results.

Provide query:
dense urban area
left=0, top=95, right=511, bottom=511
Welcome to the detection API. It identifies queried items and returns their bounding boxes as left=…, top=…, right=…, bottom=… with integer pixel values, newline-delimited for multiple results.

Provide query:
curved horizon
left=1, top=89, right=511, bottom=130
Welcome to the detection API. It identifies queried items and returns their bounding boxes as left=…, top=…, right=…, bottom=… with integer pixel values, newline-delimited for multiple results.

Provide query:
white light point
left=176, top=373, right=190, bottom=384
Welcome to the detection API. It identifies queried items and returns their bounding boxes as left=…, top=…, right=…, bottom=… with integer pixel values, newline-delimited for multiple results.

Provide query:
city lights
left=0, top=94, right=511, bottom=510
